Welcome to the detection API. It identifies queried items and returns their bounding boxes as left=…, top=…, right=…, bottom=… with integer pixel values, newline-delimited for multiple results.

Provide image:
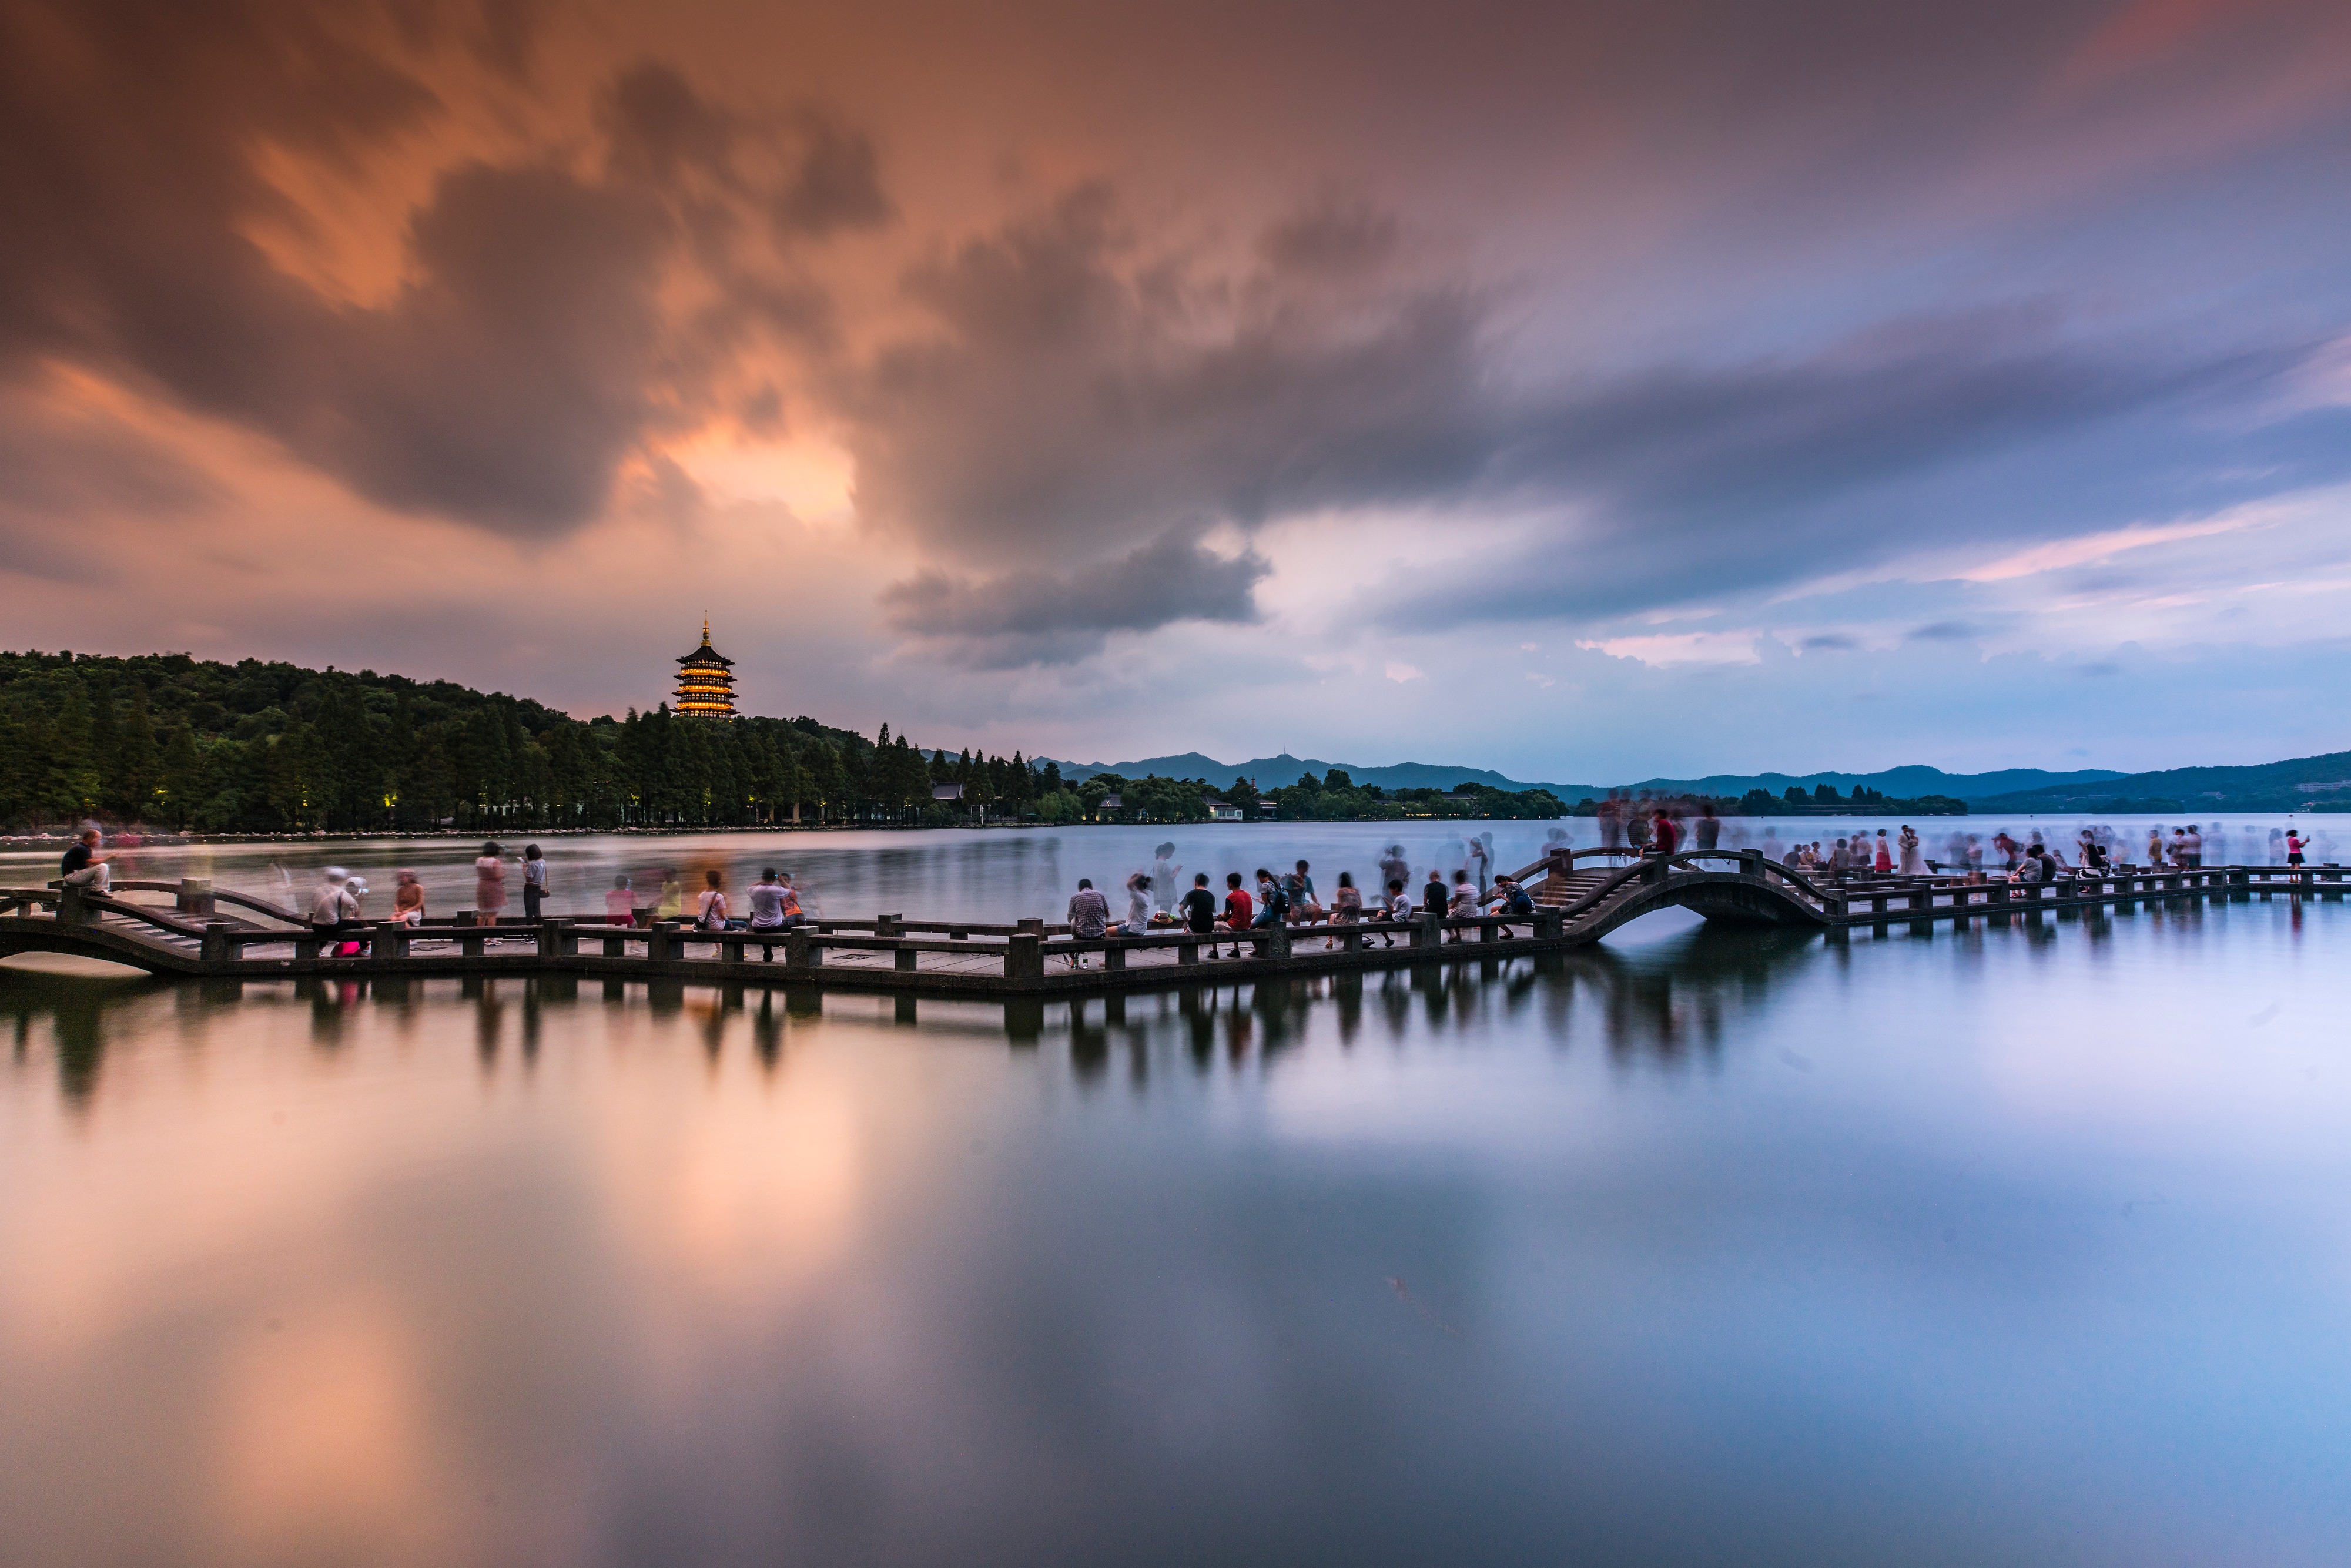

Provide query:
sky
left=3, top=0, right=2350, bottom=783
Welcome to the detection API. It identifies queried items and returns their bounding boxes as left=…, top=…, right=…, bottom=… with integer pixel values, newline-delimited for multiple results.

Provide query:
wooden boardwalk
left=2, top=851, right=2340, bottom=999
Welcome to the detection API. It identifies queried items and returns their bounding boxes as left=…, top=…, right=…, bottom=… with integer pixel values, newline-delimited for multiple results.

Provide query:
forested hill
left=0, top=650, right=1047, bottom=833
left=1972, top=751, right=2351, bottom=813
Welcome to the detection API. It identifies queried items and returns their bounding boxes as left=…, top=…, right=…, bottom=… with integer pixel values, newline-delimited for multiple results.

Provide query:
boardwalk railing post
left=376, top=921, right=410, bottom=960
left=876, top=913, right=903, bottom=939
left=176, top=877, right=215, bottom=916
left=1741, top=849, right=1762, bottom=880
left=648, top=921, right=680, bottom=965
left=1536, top=907, right=1564, bottom=940
left=785, top=929, right=816, bottom=970
left=1414, top=912, right=1442, bottom=949
left=56, top=884, right=88, bottom=927
left=1265, top=922, right=1291, bottom=960
left=1006, top=932, right=1043, bottom=983
left=201, top=922, right=235, bottom=964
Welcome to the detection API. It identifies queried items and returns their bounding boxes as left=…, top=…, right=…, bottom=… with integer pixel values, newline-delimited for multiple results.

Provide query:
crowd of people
left=45, top=814, right=2339, bottom=963
left=1054, top=853, right=1546, bottom=966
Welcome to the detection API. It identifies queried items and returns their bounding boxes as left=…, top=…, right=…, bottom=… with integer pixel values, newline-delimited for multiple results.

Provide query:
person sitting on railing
left=2078, top=833, right=2108, bottom=872
left=1180, top=874, right=1218, bottom=952
left=1252, top=869, right=1288, bottom=929
left=1368, top=877, right=1410, bottom=946
left=1485, top=874, right=1535, bottom=937
left=1421, top=870, right=1448, bottom=918
left=1329, top=871, right=1362, bottom=922
left=1446, top=869, right=1478, bottom=940
left=746, top=868, right=802, bottom=960
left=1219, top=872, right=1253, bottom=958
left=695, top=869, right=734, bottom=930
left=2009, top=851, right=2045, bottom=885
left=1066, top=877, right=1110, bottom=967
left=1121, top=873, right=1153, bottom=936
left=1650, top=809, right=1679, bottom=855
left=59, top=829, right=109, bottom=894
left=310, top=867, right=359, bottom=927
left=394, top=870, right=426, bottom=926
left=1781, top=842, right=1804, bottom=872
left=1284, top=860, right=1324, bottom=925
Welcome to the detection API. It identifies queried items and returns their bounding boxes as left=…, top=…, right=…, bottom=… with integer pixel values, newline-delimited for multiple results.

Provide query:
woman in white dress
left=1897, top=825, right=1922, bottom=875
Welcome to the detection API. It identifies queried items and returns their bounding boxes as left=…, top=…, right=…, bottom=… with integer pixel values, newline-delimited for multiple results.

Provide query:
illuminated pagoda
left=672, top=617, right=739, bottom=719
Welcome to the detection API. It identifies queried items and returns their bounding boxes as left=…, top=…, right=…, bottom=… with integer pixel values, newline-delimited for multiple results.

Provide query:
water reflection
left=4, top=897, right=2349, bottom=1566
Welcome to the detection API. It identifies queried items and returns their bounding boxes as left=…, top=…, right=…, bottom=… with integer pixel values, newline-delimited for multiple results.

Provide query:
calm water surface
left=3, top=826, right=2347, bottom=1565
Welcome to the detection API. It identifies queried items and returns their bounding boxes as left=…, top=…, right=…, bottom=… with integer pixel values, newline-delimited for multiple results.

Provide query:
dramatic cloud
left=882, top=528, right=1270, bottom=666
left=0, top=4, right=884, bottom=537
left=3, top=0, right=2351, bottom=775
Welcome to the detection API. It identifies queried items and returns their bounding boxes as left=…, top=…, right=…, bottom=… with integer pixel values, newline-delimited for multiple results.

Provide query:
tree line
left=0, top=651, right=1060, bottom=833
left=0, top=650, right=1567, bottom=834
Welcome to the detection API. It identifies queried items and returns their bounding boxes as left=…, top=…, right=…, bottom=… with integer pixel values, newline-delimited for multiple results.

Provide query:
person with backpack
left=1252, top=868, right=1288, bottom=929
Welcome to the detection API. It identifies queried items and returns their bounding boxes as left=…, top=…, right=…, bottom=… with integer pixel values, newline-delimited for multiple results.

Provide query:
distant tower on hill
left=673, top=617, right=738, bottom=719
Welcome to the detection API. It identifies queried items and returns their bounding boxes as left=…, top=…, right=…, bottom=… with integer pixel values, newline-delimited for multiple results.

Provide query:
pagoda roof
left=676, top=617, right=734, bottom=666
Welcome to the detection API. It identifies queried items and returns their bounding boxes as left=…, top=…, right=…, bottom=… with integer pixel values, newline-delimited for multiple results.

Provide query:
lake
left=4, top=821, right=2347, bottom=1565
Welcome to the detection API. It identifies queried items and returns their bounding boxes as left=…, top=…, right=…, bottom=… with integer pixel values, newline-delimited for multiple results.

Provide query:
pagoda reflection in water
left=674, top=618, right=738, bottom=719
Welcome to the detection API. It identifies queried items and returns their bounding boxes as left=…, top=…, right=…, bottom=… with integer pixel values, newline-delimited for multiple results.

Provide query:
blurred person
left=2182, top=823, right=2203, bottom=867
left=1693, top=803, right=1721, bottom=851
left=605, top=874, right=638, bottom=924
left=1329, top=870, right=1362, bottom=920
left=1898, top=825, right=1922, bottom=875
left=657, top=868, right=685, bottom=920
left=1468, top=833, right=1495, bottom=897
left=1150, top=843, right=1181, bottom=914
left=309, top=866, right=359, bottom=927
left=1873, top=829, right=1894, bottom=872
left=1447, top=869, right=1479, bottom=940
left=474, top=842, right=507, bottom=927
left=1378, top=843, right=1411, bottom=895
left=1965, top=835, right=1984, bottom=875
left=1121, top=873, right=1153, bottom=936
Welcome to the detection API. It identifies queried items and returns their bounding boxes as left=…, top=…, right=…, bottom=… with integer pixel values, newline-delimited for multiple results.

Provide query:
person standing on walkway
left=1898, top=825, right=1922, bottom=875
left=59, top=829, right=110, bottom=894
left=2286, top=829, right=2309, bottom=867
left=1874, top=830, right=1894, bottom=873
left=1693, top=805, right=1720, bottom=852
left=522, top=844, right=548, bottom=922
left=474, top=843, right=507, bottom=928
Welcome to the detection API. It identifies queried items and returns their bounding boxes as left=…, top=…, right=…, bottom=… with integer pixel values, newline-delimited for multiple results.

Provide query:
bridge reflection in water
left=2, top=897, right=2217, bottom=1107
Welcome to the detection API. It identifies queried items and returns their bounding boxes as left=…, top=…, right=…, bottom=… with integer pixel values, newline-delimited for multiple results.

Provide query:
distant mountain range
left=1042, top=750, right=2351, bottom=813
left=1037, top=753, right=2135, bottom=808
left=1970, top=750, right=2351, bottom=813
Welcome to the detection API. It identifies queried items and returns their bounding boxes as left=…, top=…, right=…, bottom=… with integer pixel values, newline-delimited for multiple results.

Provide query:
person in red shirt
left=1220, top=871, right=1254, bottom=957
left=1650, top=809, right=1679, bottom=855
